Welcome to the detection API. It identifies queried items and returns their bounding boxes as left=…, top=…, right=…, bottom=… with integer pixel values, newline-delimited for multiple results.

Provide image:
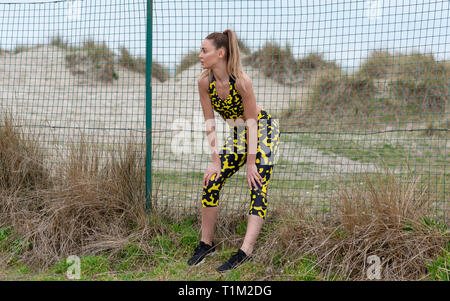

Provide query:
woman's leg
left=240, top=164, right=274, bottom=255
left=200, top=207, right=219, bottom=245
left=240, top=113, right=280, bottom=255
left=200, top=138, right=246, bottom=245
left=240, top=215, right=264, bottom=255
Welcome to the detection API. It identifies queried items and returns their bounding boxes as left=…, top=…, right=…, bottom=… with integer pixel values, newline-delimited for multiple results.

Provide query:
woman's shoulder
left=234, top=72, right=252, bottom=94
left=198, top=72, right=212, bottom=90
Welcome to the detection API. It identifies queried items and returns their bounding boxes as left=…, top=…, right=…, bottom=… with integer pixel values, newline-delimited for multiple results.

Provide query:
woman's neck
left=211, top=65, right=229, bottom=83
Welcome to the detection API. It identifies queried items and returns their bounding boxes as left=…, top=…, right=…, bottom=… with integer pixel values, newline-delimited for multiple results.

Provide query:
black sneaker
left=187, top=241, right=216, bottom=266
left=217, top=249, right=252, bottom=272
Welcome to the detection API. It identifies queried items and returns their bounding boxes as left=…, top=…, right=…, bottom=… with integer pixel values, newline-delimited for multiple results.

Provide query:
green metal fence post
left=145, top=0, right=153, bottom=213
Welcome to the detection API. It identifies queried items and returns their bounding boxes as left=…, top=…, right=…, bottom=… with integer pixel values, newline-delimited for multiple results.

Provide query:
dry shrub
left=0, top=114, right=50, bottom=266
left=151, top=61, right=170, bottom=83
left=243, top=42, right=299, bottom=85
left=0, top=116, right=169, bottom=269
left=357, top=50, right=393, bottom=79
left=13, top=44, right=41, bottom=54
left=49, top=35, right=70, bottom=50
left=65, top=39, right=118, bottom=83
left=237, top=38, right=251, bottom=56
left=119, top=46, right=144, bottom=74
left=19, top=139, right=162, bottom=268
left=258, top=170, right=448, bottom=280
left=297, top=52, right=336, bottom=73
left=118, top=45, right=169, bottom=82
left=282, top=72, right=380, bottom=132
left=0, top=114, right=49, bottom=193
left=1, top=116, right=447, bottom=278
left=214, top=206, right=251, bottom=250
left=244, top=42, right=334, bottom=85
left=282, top=51, right=449, bottom=133
left=0, top=48, right=10, bottom=55
left=310, top=74, right=377, bottom=114
left=176, top=50, right=200, bottom=75
left=388, top=52, right=449, bottom=113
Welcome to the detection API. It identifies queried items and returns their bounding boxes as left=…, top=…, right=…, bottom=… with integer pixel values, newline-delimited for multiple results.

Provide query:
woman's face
left=199, top=39, right=223, bottom=69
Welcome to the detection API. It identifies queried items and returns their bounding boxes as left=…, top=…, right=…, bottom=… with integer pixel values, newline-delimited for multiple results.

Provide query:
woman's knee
left=248, top=196, right=268, bottom=219
left=201, top=177, right=222, bottom=207
left=247, top=164, right=273, bottom=219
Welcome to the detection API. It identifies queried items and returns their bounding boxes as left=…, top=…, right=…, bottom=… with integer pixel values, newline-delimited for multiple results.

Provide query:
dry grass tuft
left=0, top=116, right=447, bottom=279
left=65, top=39, right=118, bottom=83
left=243, top=42, right=299, bottom=85
left=176, top=50, right=201, bottom=75
left=0, top=116, right=167, bottom=268
left=243, top=42, right=335, bottom=85
left=282, top=72, right=379, bottom=131
left=281, top=51, right=450, bottom=132
left=118, top=46, right=146, bottom=75
left=388, top=52, right=449, bottom=113
left=118, top=45, right=169, bottom=82
left=21, top=139, right=161, bottom=268
left=0, top=114, right=49, bottom=192
left=357, top=50, right=393, bottom=79
left=257, top=170, right=448, bottom=280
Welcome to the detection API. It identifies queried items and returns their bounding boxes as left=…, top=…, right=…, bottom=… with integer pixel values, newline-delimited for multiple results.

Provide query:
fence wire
left=0, top=0, right=448, bottom=221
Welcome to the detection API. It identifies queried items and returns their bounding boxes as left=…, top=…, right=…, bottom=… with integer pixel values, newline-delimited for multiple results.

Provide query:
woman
left=187, top=29, right=280, bottom=272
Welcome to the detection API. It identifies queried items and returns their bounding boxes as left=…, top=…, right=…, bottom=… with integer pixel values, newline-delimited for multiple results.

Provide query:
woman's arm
left=237, top=74, right=258, bottom=165
left=198, top=76, right=219, bottom=163
left=236, top=75, right=263, bottom=190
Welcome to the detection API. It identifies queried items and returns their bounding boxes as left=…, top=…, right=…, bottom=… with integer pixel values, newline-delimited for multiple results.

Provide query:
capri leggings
left=201, top=110, right=280, bottom=219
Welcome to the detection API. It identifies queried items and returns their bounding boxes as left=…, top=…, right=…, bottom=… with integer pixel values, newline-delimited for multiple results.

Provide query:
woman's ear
left=218, top=47, right=226, bottom=59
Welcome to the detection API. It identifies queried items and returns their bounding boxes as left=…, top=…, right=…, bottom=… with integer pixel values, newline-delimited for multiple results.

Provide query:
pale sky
left=1, top=0, right=449, bottom=73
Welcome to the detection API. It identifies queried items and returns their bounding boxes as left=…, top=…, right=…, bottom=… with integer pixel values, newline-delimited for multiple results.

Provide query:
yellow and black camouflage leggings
left=201, top=110, right=280, bottom=219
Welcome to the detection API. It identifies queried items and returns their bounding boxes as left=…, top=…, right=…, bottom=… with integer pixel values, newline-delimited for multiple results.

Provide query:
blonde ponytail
left=223, top=29, right=244, bottom=81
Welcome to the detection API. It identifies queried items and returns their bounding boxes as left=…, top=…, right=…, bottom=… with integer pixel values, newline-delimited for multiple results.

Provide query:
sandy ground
left=0, top=45, right=418, bottom=178
left=1, top=45, right=447, bottom=219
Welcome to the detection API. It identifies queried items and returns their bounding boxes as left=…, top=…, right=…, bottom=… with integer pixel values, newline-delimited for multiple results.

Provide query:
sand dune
left=0, top=45, right=384, bottom=176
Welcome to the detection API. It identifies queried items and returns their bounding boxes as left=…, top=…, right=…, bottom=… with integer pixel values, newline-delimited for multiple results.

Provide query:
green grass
left=283, top=132, right=448, bottom=169
left=285, top=132, right=448, bottom=204
left=0, top=226, right=31, bottom=266
left=0, top=214, right=327, bottom=281
left=153, top=164, right=334, bottom=192
left=277, top=255, right=322, bottom=281
left=153, top=129, right=446, bottom=218
left=426, top=249, right=450, bottom=281
left=1, top=209, right=447, bottom=281
left=285, top=134, right=404, bottom=164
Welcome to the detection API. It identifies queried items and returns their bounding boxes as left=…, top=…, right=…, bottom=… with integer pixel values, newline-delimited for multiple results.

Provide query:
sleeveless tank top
left=208, top=75, right=245, bottom=120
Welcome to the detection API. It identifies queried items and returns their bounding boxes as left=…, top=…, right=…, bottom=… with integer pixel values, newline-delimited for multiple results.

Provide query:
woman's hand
left=203, top=160, right=221, bottom=187
left=246, top=163, right=263, bottom=191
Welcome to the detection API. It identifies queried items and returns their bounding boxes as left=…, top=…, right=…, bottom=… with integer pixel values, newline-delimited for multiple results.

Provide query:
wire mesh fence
left=0, top=0, right=148, bottom=177
left=152, top=0, right=448, bottom=221
left=0, top=0, right=448, bottom=221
